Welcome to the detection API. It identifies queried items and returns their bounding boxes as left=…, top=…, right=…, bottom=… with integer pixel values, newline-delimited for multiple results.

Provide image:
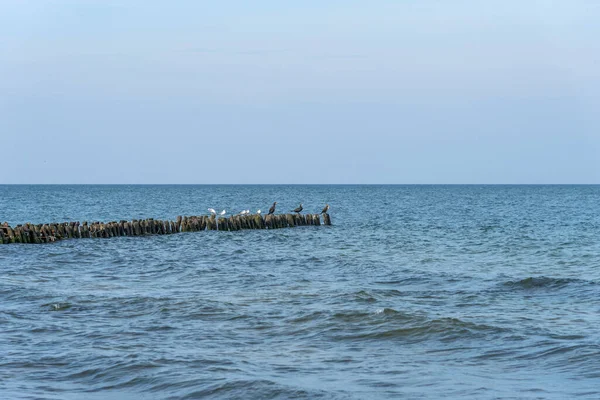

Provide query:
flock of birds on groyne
left=206, top=202, right=329, bottom=217
left=0, top=203, right=331, bottom=244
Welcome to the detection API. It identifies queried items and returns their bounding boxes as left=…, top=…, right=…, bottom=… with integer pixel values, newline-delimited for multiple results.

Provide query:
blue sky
left=1, top=1, right=599, bottom=183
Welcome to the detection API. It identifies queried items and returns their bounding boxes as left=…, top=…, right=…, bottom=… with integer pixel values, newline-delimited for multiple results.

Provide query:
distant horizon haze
left=1, top=1, right=599, bottom=184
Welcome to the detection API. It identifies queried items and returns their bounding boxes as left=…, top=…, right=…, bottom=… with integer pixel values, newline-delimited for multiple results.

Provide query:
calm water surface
left=1, top=185, right=599, bottom=399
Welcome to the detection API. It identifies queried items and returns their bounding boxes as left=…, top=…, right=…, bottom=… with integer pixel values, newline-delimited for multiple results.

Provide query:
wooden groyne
left=0, top=213, right=332, bottom=244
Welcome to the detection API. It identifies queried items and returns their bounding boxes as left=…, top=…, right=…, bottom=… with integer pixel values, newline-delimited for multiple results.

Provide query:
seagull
left=257, top=209, right=261, bottom=215
left=268, top=202, right=277, bottom=215
left=321, top=204, right=329, bottom=214
left=292, top=203, right=303, bottom=213
left=239, top=210, right=249, bottom=215
left=208, top=208, right=216, bottom=215
left=220, top=210, right=226, bottom=216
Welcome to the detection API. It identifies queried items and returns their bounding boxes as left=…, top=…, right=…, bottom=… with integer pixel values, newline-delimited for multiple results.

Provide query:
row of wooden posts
left=0, top=213, right=332, bottom=244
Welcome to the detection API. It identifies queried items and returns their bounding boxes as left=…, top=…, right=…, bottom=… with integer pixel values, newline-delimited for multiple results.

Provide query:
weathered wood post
left=228, top=216, right=238, bottom=231
left=217, top=217, right=228, bottom=231
left=7, top=225, right=16, bottom=243
left=207, top=215, right=216, bottom=230
left=264, top=214, right=273, bottom=229
left=323, top=213, right=331, bottom=225
left=81, top=222, right=89, bottom=238
left=28, top=224, right=40, bottom=244
left=180, top=217, right=188, bottom=232
left=286, top=214, right=295, bottom=227
left=14, top=226, right=24, bottom=243
left=15, top=226, right=22, bottom=243
left=42, top=224, right=52, bottom=242
left=256, top=214, right=265, bottom=229
left=313, top=214, right=321, bottom=225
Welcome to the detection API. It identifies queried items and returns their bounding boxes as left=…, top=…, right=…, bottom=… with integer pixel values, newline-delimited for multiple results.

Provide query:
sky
left=1, top=0, right=599, bottom=184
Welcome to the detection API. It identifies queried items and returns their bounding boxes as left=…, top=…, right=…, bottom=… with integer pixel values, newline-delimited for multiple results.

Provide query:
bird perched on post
left=256, top=209, right=261, bottom=215
left=292, top=203, right=303, bottom=213
left=268, top=202, right=277, bottom=215
left=208, top=208, right=216, bottom=216
left=220, top=210, right=226, bottom=216
left=320, top=204, right=329, bottom=214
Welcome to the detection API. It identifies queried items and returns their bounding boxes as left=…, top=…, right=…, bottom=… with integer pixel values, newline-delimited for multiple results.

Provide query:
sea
left=1, top=185, right=599, bottom=399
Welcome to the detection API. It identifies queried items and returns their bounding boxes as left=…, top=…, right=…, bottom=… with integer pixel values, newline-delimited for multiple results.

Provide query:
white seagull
left=208, top=208, right=216, bottom=215
left=220, top=210, right=226, bottom=216
left=239, top=210, right=248, bottom=215
left=256, top=209, right=261, bottom=215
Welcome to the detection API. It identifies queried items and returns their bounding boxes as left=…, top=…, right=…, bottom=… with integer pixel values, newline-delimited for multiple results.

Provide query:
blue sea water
left=1, top=185, right=599, bottom=399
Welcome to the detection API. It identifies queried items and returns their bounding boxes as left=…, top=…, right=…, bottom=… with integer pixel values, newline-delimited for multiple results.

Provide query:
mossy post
left=206, top=215, right=216, bottom=230
left=218, top=217, right=228, bottom=231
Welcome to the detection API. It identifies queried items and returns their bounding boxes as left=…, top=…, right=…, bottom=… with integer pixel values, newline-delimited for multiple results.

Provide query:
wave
left=501, top=276, right=595, bottom=290
left=328, top=309, right=507, bottom=343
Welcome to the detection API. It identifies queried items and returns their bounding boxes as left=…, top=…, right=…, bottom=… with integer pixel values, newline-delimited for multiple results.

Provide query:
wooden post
left=286, top=214, right=295, bottom=227
left=27, top=224, right=36, bottom=243
left=323, top=213, right=331, bottom=225
left=276, top=215, right=286, bottom=228
left=313, top=214, right=321, bottom=225
left=7, top=225, right=15, bottom=243
left=25, top=225, right=33, bottom=243
left=20, top=226, right=28, bottom=243
left=43, top=224, right=52, bottom=242
left=1, top=223, right=8, bottom=244
left=106, top=222, right=113, bottom=237
left=207, top=215, right=216, bottom=230
left=29, top=224, right=40, bottom=244
left=265, top=214, right=273, bottom=229
left=228, top=216, right=238, bottom=231
left=16, top=226, right=26, bottom=243
left=73, top=222, right=80, bottom=238
left=218, top=217, right=228, bottom=231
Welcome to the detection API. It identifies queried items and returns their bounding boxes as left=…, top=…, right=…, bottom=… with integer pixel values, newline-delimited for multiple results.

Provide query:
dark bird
left=268, top=202, right=277, bottom=215
left=320, top=204, right=329, bottom=214
left=292, top=203, right=303, bottom=213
